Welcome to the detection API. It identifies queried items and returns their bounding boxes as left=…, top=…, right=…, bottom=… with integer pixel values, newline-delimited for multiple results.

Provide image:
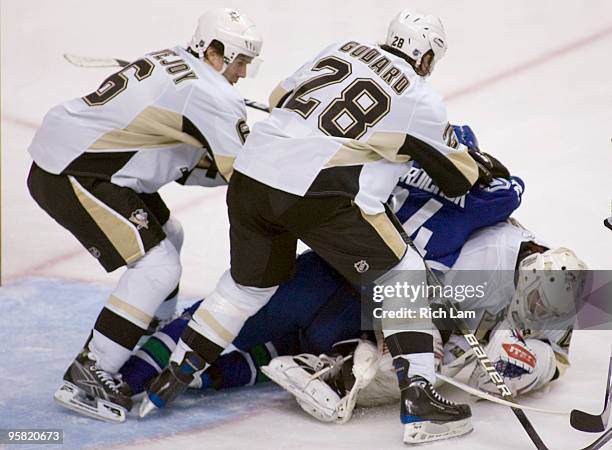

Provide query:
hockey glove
left=452, top=124, right=479, bottom=150
left=452, top=124, right=511, bottom=182
left=468, top=323, right=537, bottom=396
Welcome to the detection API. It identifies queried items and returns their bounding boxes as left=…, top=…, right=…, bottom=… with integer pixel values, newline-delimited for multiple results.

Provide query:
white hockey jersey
left=443, top=221, right=572, bottom=370
left=28, top=47, right=249, bottom=193
left=234, top=40, right=479, bottom=214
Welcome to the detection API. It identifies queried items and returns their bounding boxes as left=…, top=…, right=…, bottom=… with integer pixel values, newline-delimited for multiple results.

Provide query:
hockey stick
left=581, top=427, right=612, bottom=450
left=62, top=53, right=272, bottom=113
left=436, top=374, right=569, bottom=416
left=63, top=53, right=130, bottom=68
left=411, top=241, right=612, bottom=449
left=402, top=238, right=549, bottom=449
left=570, top=347, right=612, bottom=432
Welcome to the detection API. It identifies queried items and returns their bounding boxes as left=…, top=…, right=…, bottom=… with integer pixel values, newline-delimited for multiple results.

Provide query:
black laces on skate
left=410, top=376, right=458, bottom=406
left=88, top=352, right=121, bottom=394
left=426, top=384, right=457, bottom=406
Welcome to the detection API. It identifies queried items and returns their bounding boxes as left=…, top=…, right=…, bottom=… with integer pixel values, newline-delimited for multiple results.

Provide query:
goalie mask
left=385, top=10, right=447, bottom=77
left=509, top=247, right=588, bottom=330
left=189, top=8, right=263, bottom=77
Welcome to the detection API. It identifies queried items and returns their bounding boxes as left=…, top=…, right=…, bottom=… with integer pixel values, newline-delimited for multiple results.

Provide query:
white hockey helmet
left=509, top=247, right=588, bottom=330
left=189, top=8, right=263, bottom=75
left=385, top=10, right=447, bottom=76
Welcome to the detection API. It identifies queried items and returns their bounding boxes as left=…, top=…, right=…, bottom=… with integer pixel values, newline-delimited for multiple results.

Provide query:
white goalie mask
left=189, top=8, right=263, bottom=77
left=509, top=247, right=589, bottom=330
left=385, top=10, right=447, bottom=76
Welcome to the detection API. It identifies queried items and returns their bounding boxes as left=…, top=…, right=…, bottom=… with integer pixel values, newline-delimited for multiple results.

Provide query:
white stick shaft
left=437, top=374, right=569, bottom=416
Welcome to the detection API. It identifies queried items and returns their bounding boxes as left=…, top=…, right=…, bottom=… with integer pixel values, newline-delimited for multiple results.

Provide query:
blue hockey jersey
left=392, top=164, right=524, bottom=270
left=120, top=167, right=525, bottom=393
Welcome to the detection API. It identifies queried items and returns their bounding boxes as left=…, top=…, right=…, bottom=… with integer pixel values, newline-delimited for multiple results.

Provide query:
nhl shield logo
left=129, top=209, right=149, bottom=230
left=354, top=259, right=369, bottom=273
left=88, top=247, right=101, bottom=259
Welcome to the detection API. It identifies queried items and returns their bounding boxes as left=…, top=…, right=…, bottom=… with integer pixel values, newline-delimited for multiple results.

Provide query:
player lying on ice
left=121, top=211, right=588, bottom=430
left=120, top=127, right=587, bottom=441
left=120, top=122, right=521, bottom=397
left=121, top=222, right=586, bottom=422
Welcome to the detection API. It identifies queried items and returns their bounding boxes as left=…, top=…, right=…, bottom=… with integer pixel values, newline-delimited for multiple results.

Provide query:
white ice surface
left=1, top=1, right=611, bottom=449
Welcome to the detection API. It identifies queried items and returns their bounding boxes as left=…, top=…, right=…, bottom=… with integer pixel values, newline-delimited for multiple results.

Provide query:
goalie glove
left=468, top=322, right=538, bottom=397
left=261, top=339, right=380, bottom=423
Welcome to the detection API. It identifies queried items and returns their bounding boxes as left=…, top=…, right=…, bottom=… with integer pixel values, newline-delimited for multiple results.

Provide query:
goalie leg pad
left=261, top=355, right=341, bottom=422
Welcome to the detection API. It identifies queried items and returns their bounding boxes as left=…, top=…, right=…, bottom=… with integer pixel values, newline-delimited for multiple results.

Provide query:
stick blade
left=571, top=409, right=606, bottom=433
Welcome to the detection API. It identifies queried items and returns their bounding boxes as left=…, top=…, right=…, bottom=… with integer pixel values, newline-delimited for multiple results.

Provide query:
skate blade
left=139, top=396, right=158, bottom=418
left=403, top=418, right=473, bottom=444
left=54, top=382, right=126, bottom=423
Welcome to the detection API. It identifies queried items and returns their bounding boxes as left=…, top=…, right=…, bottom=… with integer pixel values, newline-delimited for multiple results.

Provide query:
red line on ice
left=445, top=24, right=612, bottom=101
left=4, top=189, right=226, bottom=283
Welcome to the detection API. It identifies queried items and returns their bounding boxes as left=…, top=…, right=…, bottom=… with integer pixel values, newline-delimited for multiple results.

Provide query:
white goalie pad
left=261, top=340, right=381, bottom=423
left=261, top=355, right=342, bottom=422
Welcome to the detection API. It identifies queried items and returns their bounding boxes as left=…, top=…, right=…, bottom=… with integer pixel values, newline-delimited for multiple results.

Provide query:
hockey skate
left=401, top=375, right=472, bottom=444
left=139, top=351, right=205, bottom=418
left=53, top=348, right=133, bottom=423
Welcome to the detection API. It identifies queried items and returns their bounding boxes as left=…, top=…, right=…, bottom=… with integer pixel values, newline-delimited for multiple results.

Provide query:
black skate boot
left=54, top=348, right=133, bottom=423
left=401, top=375, right=472, bottom=444
left=139, top=351, right=205, bottom=418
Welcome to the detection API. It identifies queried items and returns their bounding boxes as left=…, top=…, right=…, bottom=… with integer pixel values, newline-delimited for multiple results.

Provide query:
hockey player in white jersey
left=264, top=223, right=588, bottom=427
left=141, top=9, right=490, bottom=445
left=448, top=225, right=589, bottom=398
left=26, top=8, right=262, bottom=422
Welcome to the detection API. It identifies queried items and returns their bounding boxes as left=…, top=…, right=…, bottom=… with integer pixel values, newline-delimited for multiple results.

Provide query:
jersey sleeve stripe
left=398, top=134, right=478, bottom=197
left=268, top=83, right=292, bottom=109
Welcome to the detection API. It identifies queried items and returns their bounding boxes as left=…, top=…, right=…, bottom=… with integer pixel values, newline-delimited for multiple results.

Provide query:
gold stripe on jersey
left=325, top=131, right=411, bottom=168
left=214, top=154, right=236, bottom=181
left=325, top=142, right=383, bottom=167
left=88, top=106, right=202, bottom=151
left=68, top=176, right=144, bottom=265
left=368, top=131, right=411, bottom=162
left=107, top=294, right=153, bottom=328
left=269, top=83, right=291, bottom=109
left=196, top=308, right=234, bottom=347
left=553, top=351, right=570, bottom=376
left=445, top=150, right=479, bottom=185
left=359, top=209, right=406, bottom=260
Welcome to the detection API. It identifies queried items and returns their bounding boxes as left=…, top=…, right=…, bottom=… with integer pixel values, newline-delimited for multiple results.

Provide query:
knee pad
left=377, top=269, right=430, bottom=336
left=216, top=270, right=278, bottom=318
left=113, top=238, right=182, bottom=318
left=189, top=270, right=277, bottom=348
left=162, top=215, right=184, bottom=253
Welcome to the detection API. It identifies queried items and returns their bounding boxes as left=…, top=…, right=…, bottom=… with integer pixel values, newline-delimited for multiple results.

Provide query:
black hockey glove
left=469, top=148, right=511, bottom=185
